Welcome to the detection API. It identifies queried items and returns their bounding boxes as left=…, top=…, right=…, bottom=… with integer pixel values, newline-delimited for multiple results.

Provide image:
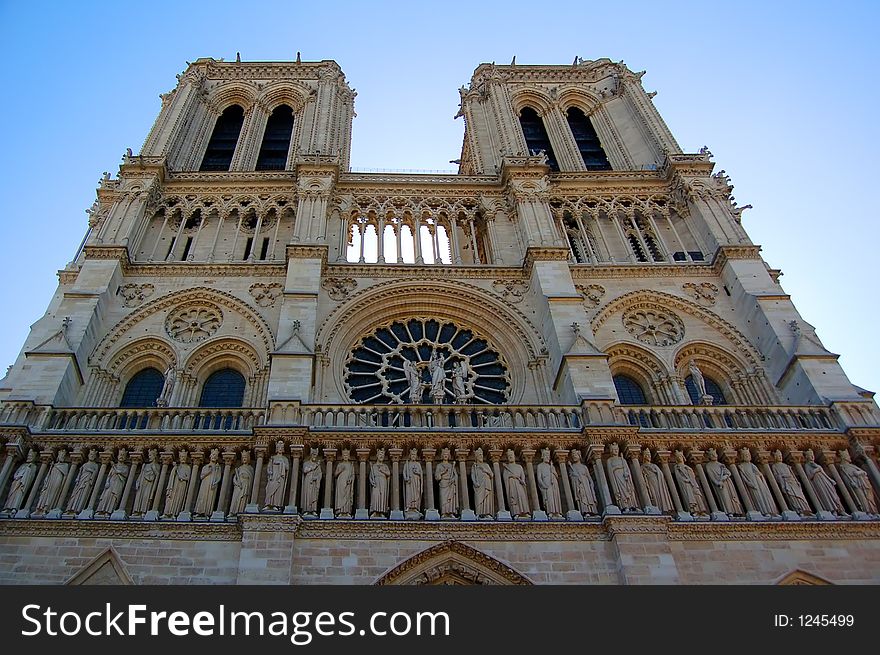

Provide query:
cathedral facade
left=0, top=57, right=878, bottom=585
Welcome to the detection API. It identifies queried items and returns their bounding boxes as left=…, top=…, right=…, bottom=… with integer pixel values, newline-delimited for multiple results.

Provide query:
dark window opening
left=259, top=237, right=270, bottom=260
left=165, top=239, right=176, bottom=260
left=628, top=235, right=648, bottom=262
left=613, top=374, right=647, bottom=405
left=181, top=236, right=193, bottom=261
left=256, top=105, right=294, bottom=171
left=518, top=107, right=558, bottom=171
left=120, top=368, right=164, bottom=408
left=566, top=107, right=611, bottom=170
left=243, top=237, right=254, bottom=260
left=199, top=368, right=246, bottom=408
left=685, top=375, right=727, bottom=406
left=200, top=105, right=245, bottom=171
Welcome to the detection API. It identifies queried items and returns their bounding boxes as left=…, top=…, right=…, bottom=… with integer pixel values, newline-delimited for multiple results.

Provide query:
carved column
left=55, top=448, right=83, bottom=519
left=422, top=448, right=439, bottom=521
left=787, top=450, right=832, bottom=520
left=112, top=449, right=140, bottom=520
left=626, top=444, right=655, bottom=514
left=144, top=450, right=173, bottom=521
left=15, top=451, right=51, bottom=519
left=320, top=448, right=337, bottom=520
left=244, top=444, right=266, bottom=514
left=178, top=450, right=202, bottom=522
left=853, top=443, right=880, bottom=498
left=80, top=449, right=112, bottom=519
left=689, top=450, right=725, bottom=521
left=656, top=450, right=687, bottom=519
left=521, top=448, right=546, bottom=521
left=285, top=445, right=303, bottom=514
left=820, top=450, right=860, bottom=517
left=756, top=449, right=796, bottom=520
left=555, top=449, right=582, bottom=522
left=455, top=448, right=476, bottom=521
left=723, top=448, right=758, bottom=519
left=0, top=440, right=23, bottom=500
left=489, top=448, right=510, bottom=521
left=355, top=448, right=370, bottom=520
left=211, top=450, right=236, bottom=522
left=587, top=445, right=616, bottom=514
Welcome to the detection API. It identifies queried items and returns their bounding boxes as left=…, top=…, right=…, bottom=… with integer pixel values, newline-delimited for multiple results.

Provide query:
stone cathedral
left=0, top=57, right=878, bottom=586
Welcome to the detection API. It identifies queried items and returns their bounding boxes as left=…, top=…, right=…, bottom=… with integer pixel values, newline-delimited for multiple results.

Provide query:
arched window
left=685, top=375, right=727, bottom=406
left=255, top=105, right=294, bottom=171
left=518, top=107, right=558, bottom=171
left=198, top=368, right=246, bottom=407
left=566, top=107, right=611, bottom=170
left=120, top=368, right=164, bottom=407
left=200, top=105, right=245, bottom=171
left=613, top=374, right=647, bottom=405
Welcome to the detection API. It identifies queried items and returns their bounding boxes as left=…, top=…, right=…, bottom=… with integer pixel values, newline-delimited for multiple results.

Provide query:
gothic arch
left=257, top=80, right=312, bottom=114
left=374, top=541, right=532, bottom=586
left=207, top=81, right=258, bottom=113
left=557, top=87, right=603, bottom=115
left=674, top=341, right=748, bottom=401
left=105, top=337, right=176, bottom=380
left=605, top=342, right=667, bottom=402
left=184, top=336, right=266, bottom=382
left=510, top=90, right=554, bottom=116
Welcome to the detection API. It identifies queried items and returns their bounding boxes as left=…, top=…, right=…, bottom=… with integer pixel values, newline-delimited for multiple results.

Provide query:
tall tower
left=0, top=57, right=878, bottom=586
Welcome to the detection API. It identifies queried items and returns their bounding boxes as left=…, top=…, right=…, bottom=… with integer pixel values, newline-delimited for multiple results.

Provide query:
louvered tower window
left=256, top=105, right=294, bottom=171
left=566, top=107, right=611, bottom=170
left=199, top=105, right=245, bottom=171
left=518, top=107, right=558, bottom=171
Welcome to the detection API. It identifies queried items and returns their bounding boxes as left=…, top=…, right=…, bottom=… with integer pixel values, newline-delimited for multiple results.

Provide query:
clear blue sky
left=0, top=1, right=877, bottom=396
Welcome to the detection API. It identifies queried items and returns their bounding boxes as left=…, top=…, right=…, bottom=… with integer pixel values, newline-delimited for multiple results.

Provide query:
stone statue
left=34, top=449, right=70, bottom=514
left=737, top=448, right=776, bottom=515
left=229, top=450, right=253, bottom=516
left=640, top=448, right=673, bottom=513
left=803, top=449, right=844, bottom=514
left=402, top=448, right=423, bottom=517
left=470, top=447, right=494, bottom=518
left=156, top=365, right=176, bottom=407
left=568, top=450, right=598, bottom=515
left=369, top=448, right=390, bottom=517
left=428, top=351, right=446, bottom=403
left=502, top=448, right=529, bottom=517
left=193, top=449, right=221, bottom=517
left=96, top=448, right=129, bottom=515
left=452, top=360, right=469, bottom=404
left=606, top=443, right=638, bottom=510
left=705, top=448, right=742, bottom=515
left=3, top=449, right=37, bottom=512
left=770, top=450, right=811, bottom=514
left=838, top=450, right=878, bottom=514
left=66, top=448, right=99, bottom=514
left=403, top=358, right=422, bottom=403
left=688, top=359, right=711, bottom=404
left=334, top=449, right=355, bottom=517
left=536, top=448, right=563, bottom=517
left=162, top=450, right=191, bottom=518
left=300, top=447, right=323, bottom=515
left=435, top=447, right=459, bottom=518
left=132, top=448, right=160, bottom=515
left=673, top=450, right=708, bottom=515
left=263, top=440, right=289, bottom=510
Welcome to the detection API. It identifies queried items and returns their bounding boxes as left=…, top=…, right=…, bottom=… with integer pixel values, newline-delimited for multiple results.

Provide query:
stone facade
left=0, top=57, right=878, bottom=585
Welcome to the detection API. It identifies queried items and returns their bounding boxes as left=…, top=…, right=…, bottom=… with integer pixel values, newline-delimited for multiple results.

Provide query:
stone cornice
left=287, top=244, right=329, bottom=264
left=295, top=519, right=610, bottom=541
left=570, top=263, right=715, bottom=279
left=523, top=247, right=572, bottom=275
left=124, top=262, right=286, bottom=278
left=669, top=520, right=880, bottom=541
left=82, top=245, right=131, bottom=267
left=324, top=263, right=524, bottom=281
left=0, top=518, right=241, bottom=541
left=712, top=245, right=764, bottom=268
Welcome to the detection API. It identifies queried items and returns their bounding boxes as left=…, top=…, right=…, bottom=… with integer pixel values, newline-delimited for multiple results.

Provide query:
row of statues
left=2, top=441, right=877, bottom=521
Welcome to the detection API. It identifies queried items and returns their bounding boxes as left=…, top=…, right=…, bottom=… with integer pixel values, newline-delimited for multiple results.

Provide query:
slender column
left=455, top=448, right=476, bottom=520
left=722, top=448, right=757, bottom=516
left=145, top=451, right=173, bottom=521
left=284, top=445, right=303, bottom=514
left=488, top=448, right=510, bottom=520
left=395, top=222, right=403, bottom=263
left=148, top=212, right=170, bottom=261
left=355, top=448, right=370, bottom=520
left=483, top=216, right=500, bottom=264
left=422, top=448, right=439, bottom=521
left=357, top=222, right=366, bottom=263
left=644, top=212, right=671, bottom=261
left=626, top=445, right=654, bottom=513
left=15, top=452, right=51, bottom=518
left=247, top=213, right=264, bottom=261
left=376, top=217, right=386, bottom=263
left=413, top=216, right=423, bottom=263
left=112, top=451, right=140, bottom=520
left=820, top=450, right=859, bottom=515
left=610, top=212, right=634, bottom=262
left=755, top=450, right=792, bottom=519
left=787, top=451, right=831, bottom=520
left=206, top=212, right=225, bottom=263
left=662, top=209, right=691, bottom=261
left=187, top=212, right=207, bottom=261
left=519, top=449, right=545, bottom=521
left=587, top=445, right=616, bottom=514
left=431, top=224, right=442, bottom=264
left=269, top=210, right=282, bottom=260
left=854, top=444, right=880, bottom=498
left=655, top=450, right=686, bottom=516
left=50, top=450, right=82, bottom=518
left=574, top=213, right=597, bottom=261
left=0, top=441, right=22, bottom=496
left=178, top=450, right=203, bottom=522
left=320, top=448, right=337, bottom=520
left=166, top=213, right=187, bottom=261
left=79, top=450, right=112, bottom=519
left=555, top=450, right=582, bottom=521
left=467, top=219, right=480, bottom=264
left=228, top=212, right=244, bottom=262
left=211, top=450, right=236, bottom=521
left=690, top=451, right=725, bottom=521
left=244, top=444, right=266, bottom=514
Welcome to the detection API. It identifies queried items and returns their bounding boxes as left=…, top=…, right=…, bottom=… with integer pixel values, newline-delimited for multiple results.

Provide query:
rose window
left=622, top=307, right=684, bottom=346
left=165, top=304, right=223, bottom=343
left=344, top=319, right=510, bottom=404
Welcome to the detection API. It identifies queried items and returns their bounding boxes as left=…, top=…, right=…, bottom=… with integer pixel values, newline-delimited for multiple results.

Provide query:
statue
left=132, top=448, right=160, bottom=515
left=96, top=448, right=129, bottom=515
left=737, top=448, right=777, bottom=515
left=838, top=450, right=878, bottom=514
left=705, top=448, right=742, bottom=515
left=606, top=443, right=638, bottom=510
left=156, top=365, right=176, bottom=407
left=640, top=448, right=673, bottom=513
left=402, top=448, right=423, bottom=517
left=193, top=449, right=221, bottom=516
left=502, top=448, right=530, bottom=517
left=428, top=351, right=446, bottom=403
left=65, top=448, right=99, bottom=514
left=568, top=450, right=598, bottom=515
left=688, top=359, right=711, bottom=404
left=300, top=447, right=323, bottom=516
left=403, top=358, right=422, bottom=403
left=452, top=360, right=469, bottom=404
left=162, top=450, right=190, bottom=518
left=803, top=449, right=844, bottom=514
left=470, top=447, right=494, bottom=518
left=435, top=447, right=459, bottom=518
left=369, top=448, right=390, bottom=517
left=3, top=449, right=38, bottom=512
left=673, top=450, right=708, bottom=514
left=34, top=449, right=70, bottom=514
left=263, top=440, right=290, bottom=510
left=536, top=448, right=563, bottom=517
left=771, top=450, right=811, bottom=514
left=229, top=450, right=253, bottom=516
left=334, top=449, right=355, bottom=517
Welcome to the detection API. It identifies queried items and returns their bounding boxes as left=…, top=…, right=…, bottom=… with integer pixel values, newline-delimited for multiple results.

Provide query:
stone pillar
left=626, top=444, right=657, bottom=515
left=422, top=448, right=440, bottom=521
left=211, top=450, right=236, bottom=522
left=521, top=448, right=547, bottom=521
left=788, top=450, right=833, bottom=521
left=387, top=447, right=404, bottom=520
left=656, top=450, right=688, bottom=520
left=756, top=449, right=797, bottom=520
left=112, top=450, right=140, bottom=520
left=454, top=448, right=476, bottom=521
left=144, top=451, right=172, bottom=521
left=489, top=448, right=510, bottom=521
left=355, top=448, right=370, bottom=520
left=587, top=445, right=617, bottom=515
left=284, top=445, right=303, bottom=515
left=853, top=443, right=880, bottom=499
left=244, top=444, right=267, bottom=514
left=178, top=450, right=202, bottom=522
left=55, top=449, right=83, bottom=519
left=0, top=440, right=23, bottom=500
left=723, top=448, right=759, bottom=520
left=689, top=450, right=726, bottom=521
left=320, top=448, right=337, bottom=520
left=15, top=451, right=52, bottom=519
left=555, top=449, right=582, bottom=522
left=820, top=450, right=863, bottom=518
left=79, top=449, right=112, bottom=520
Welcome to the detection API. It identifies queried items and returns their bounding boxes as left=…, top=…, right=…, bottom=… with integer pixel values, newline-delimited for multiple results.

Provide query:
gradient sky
left=0, top=1, right=877, bottom=396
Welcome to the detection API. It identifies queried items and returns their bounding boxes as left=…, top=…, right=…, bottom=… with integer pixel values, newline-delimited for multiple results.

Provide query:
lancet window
left=519, top=107, right=558, bottom=171
left=200, top=105, right=245, bottom=171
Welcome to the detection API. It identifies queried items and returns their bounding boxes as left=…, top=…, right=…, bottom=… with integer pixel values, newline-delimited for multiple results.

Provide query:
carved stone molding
left=669, top=521, right=880, bottom=542
left=0, top=519, right=241, bottom=541
left=249, top=283, right=283, bottom=307
left=295, top=519, right=608, bottom=541
left=375, top=541, right=533, bottom=585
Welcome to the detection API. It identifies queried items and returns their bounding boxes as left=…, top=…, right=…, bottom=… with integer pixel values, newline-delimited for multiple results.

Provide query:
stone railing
left=621, top=404, right=837, bottom=432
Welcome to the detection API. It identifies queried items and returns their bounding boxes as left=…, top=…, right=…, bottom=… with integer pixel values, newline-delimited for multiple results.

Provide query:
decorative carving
left=375, top=541, right=532, bottom=585
left=402, top=448, right=423, bottom=519
left=263, top=440, right=289, bottom=511
left=161, top=450, right=190, bottom=519
left=249, top=283, right=283, bottom=307
left=164, top=304, right=223, bottom=343
left=502, top=448, right=530, bottom=518
left=536, top=448, right=563, bottom=518
left=322, top=277, right=358, bottom=301
left=492, top=280, right=528, bottom=304
left=682, top=282, right=719, bottom=306
left=369, top=448, right=390, bottom=518
left=119, top=284, right=155, bottom=308
left=300, top=447, right=322, bottom=516
left=435, top=448, right=458, bottom=518
left=334, top=449, right=355, bottom=518
left=575, top=283, right=606, bottom=308
left=470, top=448, right=494, bottom=519
left=229, top=450, right=254, bottom=516
left=622, top=306, right=684, bottom=347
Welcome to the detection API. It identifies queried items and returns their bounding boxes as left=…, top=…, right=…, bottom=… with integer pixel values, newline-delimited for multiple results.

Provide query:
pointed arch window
left=613, top=374, right=647, bottom=405
left=685, top=375, right=727, bottom=406
left=198, top=368, right=246, bottom=407
left=200, top=105, right=245, bottom=171
left=566, top=107, right=611, bottom=170
left=256, top=105, right=294, bottom=171
left=119, top=368, right=164, bottom=407
left=518, top=107, right=558, bottom=171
